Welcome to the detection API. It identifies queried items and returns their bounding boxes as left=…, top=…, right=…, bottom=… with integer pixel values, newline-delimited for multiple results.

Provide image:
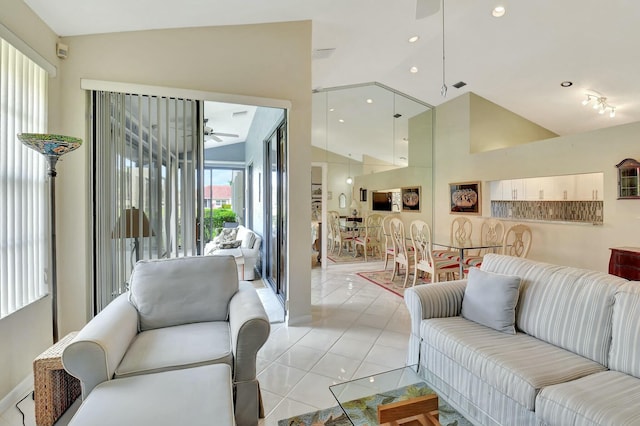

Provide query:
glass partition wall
left=312, top=83, right=434, bottom=263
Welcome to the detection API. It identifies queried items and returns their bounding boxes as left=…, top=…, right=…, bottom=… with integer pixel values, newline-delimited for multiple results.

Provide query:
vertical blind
left=0, top=38, right=48, bottom=318
left=92, top=91, right=201, bottom=312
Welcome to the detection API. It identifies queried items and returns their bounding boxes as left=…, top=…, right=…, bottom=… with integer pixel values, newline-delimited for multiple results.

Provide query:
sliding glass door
left=264, top=121, right=287, bottom=303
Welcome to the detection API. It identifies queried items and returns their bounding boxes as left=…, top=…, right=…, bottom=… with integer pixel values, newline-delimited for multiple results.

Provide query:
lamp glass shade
left=17, top=133, right=82, bottom=157
left=112, top=208, right=155, bottom=238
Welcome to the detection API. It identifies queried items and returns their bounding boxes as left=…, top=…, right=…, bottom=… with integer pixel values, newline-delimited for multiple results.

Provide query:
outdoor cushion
left=219, top=240, right=242, bottom=249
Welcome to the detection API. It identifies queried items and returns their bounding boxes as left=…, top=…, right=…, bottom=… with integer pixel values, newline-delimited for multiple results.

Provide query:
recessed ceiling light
left=366, top=98, right=373, bottom=104
left=329, top=108, right=335, bottom=112
left=408, top=35, right=419, bottom=43
left=410, top=66, right=418, bottom=73
left=339, top=119, right=344, bottom=123
left=492, top=6, right=506, bottom=17
left=560, top=81, right=573, bottom=87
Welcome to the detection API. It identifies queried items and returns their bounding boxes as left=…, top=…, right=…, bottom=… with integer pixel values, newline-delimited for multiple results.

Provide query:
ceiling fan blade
left=416, top=0, right=440, bottom=19
left=213, top=132, right=239, bottom=138
left=212, top=134, right=223, bottom=142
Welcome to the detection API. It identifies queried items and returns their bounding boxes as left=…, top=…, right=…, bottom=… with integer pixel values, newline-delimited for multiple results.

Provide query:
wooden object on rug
left=378, top=394, right=440, bottom=426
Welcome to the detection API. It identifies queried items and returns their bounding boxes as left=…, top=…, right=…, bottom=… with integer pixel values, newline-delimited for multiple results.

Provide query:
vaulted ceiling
left=25, top=0, right=640, bottom=136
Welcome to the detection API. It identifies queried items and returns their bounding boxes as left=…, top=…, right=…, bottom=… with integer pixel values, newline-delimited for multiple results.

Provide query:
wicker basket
left=33, top=332, right=81, bottom=426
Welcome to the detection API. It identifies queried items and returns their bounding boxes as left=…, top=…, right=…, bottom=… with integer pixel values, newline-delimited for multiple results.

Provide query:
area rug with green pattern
left=277, top=383, right=472, bottom=426
left=356, top=270, right=431, bottom=298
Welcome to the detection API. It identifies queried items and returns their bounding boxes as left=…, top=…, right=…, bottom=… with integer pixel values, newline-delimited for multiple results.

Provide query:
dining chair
left=331, top=212, right=356, bottom=256
left=464, top=218, right=505, bottom=268
left=502, top=223, right=532, bottom=258
left=381, top=214, right=397, bottom=270
left=390, top=218, right=415, bottom=288
left=326, top=211, right=340, bottom=253
left=433, top=216, right=473, bottom=259
left=410, top=220, right=459, bottom=286
left=353, top=213, right=383, bottom=261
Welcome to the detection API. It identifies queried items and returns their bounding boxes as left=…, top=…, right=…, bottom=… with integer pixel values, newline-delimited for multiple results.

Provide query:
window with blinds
left=0, top=38, right=49, bottom=318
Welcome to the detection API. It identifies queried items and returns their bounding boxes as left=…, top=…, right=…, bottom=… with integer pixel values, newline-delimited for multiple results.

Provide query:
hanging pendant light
left=346, top=153, right=353, bottom=184
left=441, top=0, right=448, bottom=97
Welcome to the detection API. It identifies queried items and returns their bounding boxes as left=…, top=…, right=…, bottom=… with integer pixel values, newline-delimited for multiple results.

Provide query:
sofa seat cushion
left=69, top=364, right=235, bottom=426
left=114, top=321, right=232, bottom=378
left=536, top=370, right=640, bottom=426
left=421, top=316, right=607, bottom=411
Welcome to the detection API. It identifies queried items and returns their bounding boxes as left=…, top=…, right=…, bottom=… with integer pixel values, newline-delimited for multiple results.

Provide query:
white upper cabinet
left=575, top=173, right=604, bottom=200
left=489, top=173, right=603, bottom=201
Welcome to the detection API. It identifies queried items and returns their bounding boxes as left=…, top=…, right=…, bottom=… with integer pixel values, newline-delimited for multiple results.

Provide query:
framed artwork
left=401, top=186, right=421, bottom=212
left=449, top=181, right=481, bottom=215
left=311, top=184, right=322, bottom=199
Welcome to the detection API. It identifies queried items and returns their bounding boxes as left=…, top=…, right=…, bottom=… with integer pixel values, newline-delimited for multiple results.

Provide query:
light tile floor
left=258, top=259, right=410, bottom=425
left=0, top=259, right=410, bottom=426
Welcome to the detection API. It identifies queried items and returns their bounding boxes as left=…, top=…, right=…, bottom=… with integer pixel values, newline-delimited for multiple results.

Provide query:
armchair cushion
left=114, top=322, right=232, bottom=378
left=129, top=256, right=238, bottom=331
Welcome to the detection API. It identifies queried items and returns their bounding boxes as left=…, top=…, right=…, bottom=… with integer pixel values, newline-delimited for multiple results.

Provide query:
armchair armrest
left=403, top=280, right=467, bottom=365
left=229, top=282, right=270, bottom=383
left=62, top=293, right=138, bottom=398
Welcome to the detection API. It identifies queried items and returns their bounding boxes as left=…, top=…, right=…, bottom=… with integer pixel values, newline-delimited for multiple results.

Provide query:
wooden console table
left=609, top=247, right=640, bottom=280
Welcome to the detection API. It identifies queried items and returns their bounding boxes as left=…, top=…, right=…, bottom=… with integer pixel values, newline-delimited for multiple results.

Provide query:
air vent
left=393, top=113, right=402, bottom=118
left=232, top=111, right=248, bottom=117
left=313, top=48, right=336, bottom=59
left=453, top=81, right=467, bottom=89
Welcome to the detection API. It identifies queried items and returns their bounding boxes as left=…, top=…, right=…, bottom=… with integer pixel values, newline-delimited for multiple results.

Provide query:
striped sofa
left=405, top=253, right=640, bottom=425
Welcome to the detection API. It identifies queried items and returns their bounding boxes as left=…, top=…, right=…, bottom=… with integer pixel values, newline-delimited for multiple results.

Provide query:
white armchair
left=62, top=255, right=270, bottom=426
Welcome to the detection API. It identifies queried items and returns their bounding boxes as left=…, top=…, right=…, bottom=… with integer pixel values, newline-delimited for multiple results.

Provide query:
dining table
left=433, top=241, right=504, bottom=277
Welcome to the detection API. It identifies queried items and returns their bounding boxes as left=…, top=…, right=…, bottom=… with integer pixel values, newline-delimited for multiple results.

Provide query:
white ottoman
left=68, top=364, right=235, bottom=426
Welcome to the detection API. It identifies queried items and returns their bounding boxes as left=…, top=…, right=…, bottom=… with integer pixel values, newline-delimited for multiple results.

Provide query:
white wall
left=434, top=94, right=640, bottom=271
left=53, top=21, right=312, bottom=332
left=0, top=0, right=62, bottom=403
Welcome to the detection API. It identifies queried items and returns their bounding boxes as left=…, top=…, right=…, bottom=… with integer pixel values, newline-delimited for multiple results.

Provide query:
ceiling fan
left=204, top=118, right=239, bottom=142
left=415, top=0, right=440, bottom=19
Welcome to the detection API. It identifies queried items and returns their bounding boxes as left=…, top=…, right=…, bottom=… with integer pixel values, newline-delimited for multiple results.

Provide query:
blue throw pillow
left=461, top=268, right=522, bottom=334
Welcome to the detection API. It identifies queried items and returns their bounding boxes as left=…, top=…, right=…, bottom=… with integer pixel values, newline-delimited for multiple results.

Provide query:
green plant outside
left=203, top=208, right=237, bottom=241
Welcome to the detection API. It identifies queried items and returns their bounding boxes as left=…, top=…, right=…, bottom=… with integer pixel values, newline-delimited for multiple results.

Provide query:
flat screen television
left=371, top=191, right=392, bottom=211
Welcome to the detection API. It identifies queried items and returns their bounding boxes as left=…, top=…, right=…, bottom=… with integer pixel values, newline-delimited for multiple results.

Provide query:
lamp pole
left=46, top=156, right=60, bottom=343
left=17, top=134, right=82, bottom=344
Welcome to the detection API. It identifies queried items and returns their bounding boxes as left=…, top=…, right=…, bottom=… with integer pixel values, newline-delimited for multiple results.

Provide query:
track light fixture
left=581, top=93, right=616, bottom=118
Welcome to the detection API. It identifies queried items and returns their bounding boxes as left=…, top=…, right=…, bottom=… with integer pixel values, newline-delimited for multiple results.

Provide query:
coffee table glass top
left=329, top=365, right=472, bottom=426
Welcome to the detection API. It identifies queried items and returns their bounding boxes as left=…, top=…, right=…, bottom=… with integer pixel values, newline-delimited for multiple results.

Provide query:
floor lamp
left=17, top=133, right=82, bottom=344
left=112, top=207, right=155, bottom=272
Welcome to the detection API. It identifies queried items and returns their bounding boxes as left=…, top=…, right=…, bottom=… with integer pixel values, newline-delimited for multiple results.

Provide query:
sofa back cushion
left=481, top=254, right=628, bottom=366
left=236, top=225, right=259, bottom=249
left=129, top=255, right=239, bottom=331
left=609, top=283, right=640, bottom=377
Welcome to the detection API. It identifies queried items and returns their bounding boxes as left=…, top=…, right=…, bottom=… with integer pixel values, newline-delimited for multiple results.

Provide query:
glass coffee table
left=329, top=365, right=472, bottom=426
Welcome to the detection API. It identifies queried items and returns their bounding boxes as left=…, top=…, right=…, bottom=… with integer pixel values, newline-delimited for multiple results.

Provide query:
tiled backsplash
left=491, top=200, right=604, bottom=224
